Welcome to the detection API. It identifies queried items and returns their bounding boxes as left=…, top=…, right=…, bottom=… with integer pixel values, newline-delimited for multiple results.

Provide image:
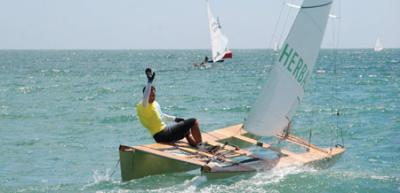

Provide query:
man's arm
left=142, top=68, right=155, bottom=108
left=142, top=82, right=152, bottom=108
left=154, top=102, right=176, bottom=122
left=162, top=111, right=184, bottom=123
left=162, top=112, right=176, bottom=122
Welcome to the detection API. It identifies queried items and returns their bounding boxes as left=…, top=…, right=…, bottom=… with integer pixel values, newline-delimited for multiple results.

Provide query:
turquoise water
left=0, top=49, right=399, bottom=193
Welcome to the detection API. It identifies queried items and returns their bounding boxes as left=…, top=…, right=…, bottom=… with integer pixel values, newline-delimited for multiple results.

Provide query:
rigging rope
left=110, top=158, right=120, bottom=178
left=269, top=0, right=286, bottom=51
left=278, top=0, right=295, bottom=49
left=266, top=0, right=294, bottom=73
left=330, top=0, right=344, bottom=147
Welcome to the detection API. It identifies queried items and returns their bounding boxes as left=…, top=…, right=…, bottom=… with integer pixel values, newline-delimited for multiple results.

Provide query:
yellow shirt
left=136, top=101, right=165, bottom=135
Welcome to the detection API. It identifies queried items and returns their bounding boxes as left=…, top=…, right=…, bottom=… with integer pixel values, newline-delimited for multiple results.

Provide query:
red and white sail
left=206, top=0, right=232, bottom=62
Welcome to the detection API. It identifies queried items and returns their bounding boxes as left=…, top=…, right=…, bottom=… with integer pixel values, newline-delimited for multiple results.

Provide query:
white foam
left=81, top=169, right=119, bottom=191
left=198, top=166, right=315, bottom=193
left=147, top=176, right=207, bottom=193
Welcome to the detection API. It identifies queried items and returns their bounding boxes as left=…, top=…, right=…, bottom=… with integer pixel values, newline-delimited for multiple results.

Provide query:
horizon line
left=0, top=47, right=398, bottom=51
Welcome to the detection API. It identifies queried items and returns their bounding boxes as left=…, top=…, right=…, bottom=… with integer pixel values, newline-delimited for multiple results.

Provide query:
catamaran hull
left=119, top=124, right=345, bottom=181
left=201, top=147, right=345, bottom=174
left=119, top=145, right=199, bottom=181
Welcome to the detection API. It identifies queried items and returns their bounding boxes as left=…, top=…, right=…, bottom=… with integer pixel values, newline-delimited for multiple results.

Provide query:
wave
left=97, top=87, right=116, bottom=94
left=14, top=138, right=41, bottom=147
left=16, top=85, right=45, bottom=94
left=81, top=169, right=121, bottom=192
left=100, top=115, right=134, bottom=124
left=109, top=166, right=314, bottom=193
left=328, top=170, right=400, bottom=183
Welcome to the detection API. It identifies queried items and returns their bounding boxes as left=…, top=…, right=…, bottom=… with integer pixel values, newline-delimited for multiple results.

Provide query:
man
left=136, top=68, right=203, bottom=147
left=204, top=56, right=209, bottom=64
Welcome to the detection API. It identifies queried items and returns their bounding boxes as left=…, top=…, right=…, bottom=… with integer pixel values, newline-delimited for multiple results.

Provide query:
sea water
left=0, top=49, right=399, bottom=193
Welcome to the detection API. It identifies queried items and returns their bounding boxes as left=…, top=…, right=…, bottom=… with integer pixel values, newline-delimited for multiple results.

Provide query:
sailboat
left=119, top=0, right=344, bottom=181
left=206, top=0, right=232, bottom=63
left=273, top=42, right=280, bottom=52
left=374, top=37, right=384, bottom=52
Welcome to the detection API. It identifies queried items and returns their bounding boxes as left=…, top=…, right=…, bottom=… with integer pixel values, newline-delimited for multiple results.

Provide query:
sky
left=0, top=0, right=399, bottom=49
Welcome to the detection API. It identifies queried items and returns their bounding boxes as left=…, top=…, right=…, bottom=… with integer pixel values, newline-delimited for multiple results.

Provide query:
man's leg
left=172, top=118, right=203, bottom=146
left=185, top=134, right=197, bottom=147
left=190, top=119, right=202, bottom=145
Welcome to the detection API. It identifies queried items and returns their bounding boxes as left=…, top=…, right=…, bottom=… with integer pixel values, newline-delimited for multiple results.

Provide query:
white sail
left=374, top=37, right=384, bottom=52
left=245, top=0, right=333, bottom=136
left=206, top=0, right=231, bottom=62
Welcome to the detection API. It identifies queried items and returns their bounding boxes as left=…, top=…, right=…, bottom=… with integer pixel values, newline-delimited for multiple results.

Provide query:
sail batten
left=245, top=0, right=333, bottom=136
left=301, top=1, right=332, bottom=9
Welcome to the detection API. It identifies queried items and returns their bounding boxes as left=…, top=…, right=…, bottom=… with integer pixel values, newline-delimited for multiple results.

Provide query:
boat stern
left=119, top=145, right=200, bottom=181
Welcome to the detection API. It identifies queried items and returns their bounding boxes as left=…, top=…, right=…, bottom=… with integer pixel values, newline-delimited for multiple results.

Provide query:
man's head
left=143, top=86, right=156, bottom=103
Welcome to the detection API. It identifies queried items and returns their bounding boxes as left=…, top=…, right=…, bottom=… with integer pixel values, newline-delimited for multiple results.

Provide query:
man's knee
left=185, top=118, right=197, bottom=126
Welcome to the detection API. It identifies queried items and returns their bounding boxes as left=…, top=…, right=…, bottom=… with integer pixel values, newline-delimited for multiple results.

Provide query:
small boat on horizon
left=374, top=36, right=384, bottom=52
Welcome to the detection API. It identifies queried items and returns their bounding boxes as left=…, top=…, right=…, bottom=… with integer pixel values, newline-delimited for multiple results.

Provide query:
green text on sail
left=278, top=43, right=310, bottom=89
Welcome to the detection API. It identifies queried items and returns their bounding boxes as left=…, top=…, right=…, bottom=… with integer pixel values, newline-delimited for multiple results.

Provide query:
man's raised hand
left=145, top=68, right=155, bottom=83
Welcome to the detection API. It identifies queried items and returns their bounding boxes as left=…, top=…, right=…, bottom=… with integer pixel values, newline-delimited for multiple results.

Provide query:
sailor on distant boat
left=136, top=68, right=203, bottom=147
left=193, top=56, right=210, bottom=68
left=204, top=56, right=209, bottom=64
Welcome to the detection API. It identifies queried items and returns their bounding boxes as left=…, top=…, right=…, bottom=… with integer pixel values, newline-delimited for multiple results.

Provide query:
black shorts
left=153, top=118, right=196, bottom=143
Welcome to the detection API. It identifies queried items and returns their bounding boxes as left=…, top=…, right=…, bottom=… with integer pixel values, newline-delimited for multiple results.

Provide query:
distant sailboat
left=206, top=0, right=232, bottom=62
left=374, top=37, right=384, bottom=52
left=273, top=42, right=280, bottom=52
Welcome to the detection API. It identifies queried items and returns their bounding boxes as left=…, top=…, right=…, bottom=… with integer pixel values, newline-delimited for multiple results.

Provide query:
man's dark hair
left=143, top=85, right=156, bottom=93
